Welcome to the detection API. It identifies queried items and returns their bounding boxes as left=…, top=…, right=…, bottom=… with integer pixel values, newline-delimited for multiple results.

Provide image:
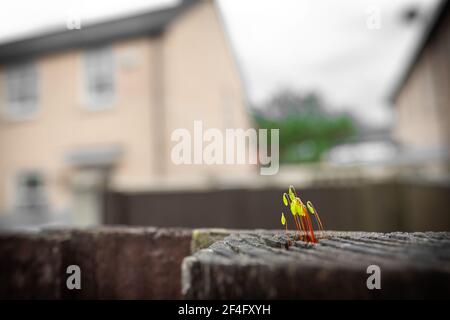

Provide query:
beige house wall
left=394, top=7, right=450, bottom=152
left=162, top=0, right=254, bottom=180
left=0, top=37, right=158, bottom=213
left=0, top=0, right=253, bottom=216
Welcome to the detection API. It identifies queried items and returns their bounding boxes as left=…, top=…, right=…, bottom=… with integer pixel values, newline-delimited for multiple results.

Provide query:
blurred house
left=392, top=0, right=449, bottom=169
left=0, top=0, right=251, bottom=227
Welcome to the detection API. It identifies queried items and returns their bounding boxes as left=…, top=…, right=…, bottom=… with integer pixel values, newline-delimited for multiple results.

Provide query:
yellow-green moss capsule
left=290, top=201, right=297, bottom=216
left=307, top=201, right=315, bottom=214
left=281, top=213, right=286, bottom=226
left=296, top=200, right=306, bottom=217
left=283, top=193, right=288, bottom=206
left=289, top=185, right=296, bottom=196
left=301, top=205, right=307, bottom=217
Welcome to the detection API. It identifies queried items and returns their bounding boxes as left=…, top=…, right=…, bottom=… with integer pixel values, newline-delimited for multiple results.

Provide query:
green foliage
left=253, top=90, right=356, bottom=163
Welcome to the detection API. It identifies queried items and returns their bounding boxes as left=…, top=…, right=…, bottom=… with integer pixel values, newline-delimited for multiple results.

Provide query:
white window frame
left=2, top=62, right=39, bottom=120
left=83, top=46, right=115, bottom=110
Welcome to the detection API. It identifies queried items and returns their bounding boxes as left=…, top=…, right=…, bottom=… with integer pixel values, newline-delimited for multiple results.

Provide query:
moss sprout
left=280, top=185, right=325, bottom=246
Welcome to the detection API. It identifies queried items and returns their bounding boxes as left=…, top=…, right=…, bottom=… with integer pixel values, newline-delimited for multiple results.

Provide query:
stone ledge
left=0, top=231, right=68, bottom=299
left=182, top=231, right=450, bottom=299
left=0, top=226, right=192, bottom=299
left=2, top=228, right=449, bottom=299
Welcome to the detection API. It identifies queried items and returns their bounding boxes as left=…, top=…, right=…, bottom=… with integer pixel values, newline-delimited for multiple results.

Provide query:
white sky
left=0, top=0, right=440, bottom=127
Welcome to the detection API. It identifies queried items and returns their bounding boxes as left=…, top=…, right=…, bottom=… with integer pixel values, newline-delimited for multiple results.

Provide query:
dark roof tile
left=0, top=0, right=198, bottom=63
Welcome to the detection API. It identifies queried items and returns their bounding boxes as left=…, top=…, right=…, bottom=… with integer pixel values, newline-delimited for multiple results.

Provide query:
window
left=16, top=171, right=47, bottom=209
left=84, top=47, right=115, bottom=108
left=3, top=63, right=38, bottom=119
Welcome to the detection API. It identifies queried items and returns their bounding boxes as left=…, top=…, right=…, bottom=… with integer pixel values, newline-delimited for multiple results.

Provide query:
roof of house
left=390, top=0, right=449, bottom=102
left=0, top=0, right=199, bottom=64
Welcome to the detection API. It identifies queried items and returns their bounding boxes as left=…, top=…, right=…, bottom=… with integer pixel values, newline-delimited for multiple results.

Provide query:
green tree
left=253, top=89, right=356, bottom=163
